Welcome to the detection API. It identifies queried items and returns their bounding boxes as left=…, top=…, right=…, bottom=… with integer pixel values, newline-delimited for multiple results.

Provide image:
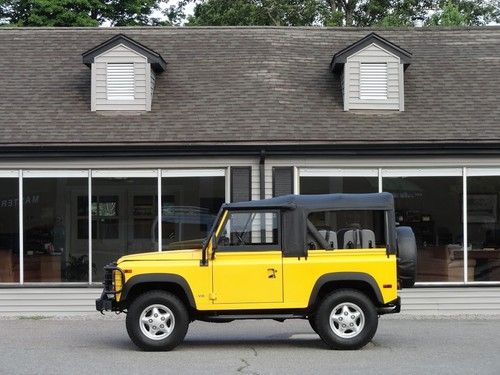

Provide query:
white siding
left=92, top=44, right=149, bottom=111
left=343, top=43, right=402, bottom=111
left=0, top=287, right=499, bottom=315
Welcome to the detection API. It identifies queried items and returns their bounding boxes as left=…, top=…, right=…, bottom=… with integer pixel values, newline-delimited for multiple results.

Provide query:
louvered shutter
left=231, top=167, right=252, bottom=202
left=359, top=63, right=387, bottom=100
left=106, top=63, right=135, bottom=100
left=273, top=167, right=294, bottom=197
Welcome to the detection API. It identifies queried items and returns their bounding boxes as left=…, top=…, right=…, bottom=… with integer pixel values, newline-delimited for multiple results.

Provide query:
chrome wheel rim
left=139, top=304, right=175, bottom=340
left=329, top=302, right=365, bottom=339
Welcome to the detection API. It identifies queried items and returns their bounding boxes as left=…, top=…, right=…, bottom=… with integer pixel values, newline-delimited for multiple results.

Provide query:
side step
left=198, top=313, right=305, bottom=322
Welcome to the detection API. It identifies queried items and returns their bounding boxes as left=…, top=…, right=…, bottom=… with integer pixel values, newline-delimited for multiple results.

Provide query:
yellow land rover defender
left=96, top=193, right=417, bottom=351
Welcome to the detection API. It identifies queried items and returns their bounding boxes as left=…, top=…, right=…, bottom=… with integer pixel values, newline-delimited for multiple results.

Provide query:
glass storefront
left=91, top=177, right=158, bottom=281
left=467, top=176, right=500, bottom=281
left=161, top=176, right=225, bottom=250
left=24, top=178, right=88, bottom=282
left=383, top=176, right=463, bottom=282
left=0, top=178, right=19, bottom=282
left=300, top=176, right=378, bottom=194
left=1, top=166, right=500, bottom=285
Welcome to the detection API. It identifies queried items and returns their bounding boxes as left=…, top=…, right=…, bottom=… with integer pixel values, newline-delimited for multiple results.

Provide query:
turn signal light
left=383, top=284, right=393, bottom=289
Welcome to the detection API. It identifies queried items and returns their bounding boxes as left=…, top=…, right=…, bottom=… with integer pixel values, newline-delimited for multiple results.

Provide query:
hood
left=117, top=248, right=202, bottom=264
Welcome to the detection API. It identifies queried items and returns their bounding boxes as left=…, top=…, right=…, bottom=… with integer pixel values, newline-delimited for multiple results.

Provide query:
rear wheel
left=314, top=289, right=378, bottom=350
left=308, top=316, right=319, bottom=334
left=126, top=290, right=189, bottom=351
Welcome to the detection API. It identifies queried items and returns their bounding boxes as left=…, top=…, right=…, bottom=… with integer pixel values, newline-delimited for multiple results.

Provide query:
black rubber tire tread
left=396, top=226, right=417, bottom=288
left=126, top=290, right=189, bottom=351
left=308, top=316, right=319, bottom=334
left=314, top=289, right=378, bottom=350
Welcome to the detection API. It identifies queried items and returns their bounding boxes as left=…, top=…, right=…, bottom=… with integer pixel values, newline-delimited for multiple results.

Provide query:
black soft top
left=224, top=193, right=394, bottom=212
left=221, top=193, right=396, bottom=257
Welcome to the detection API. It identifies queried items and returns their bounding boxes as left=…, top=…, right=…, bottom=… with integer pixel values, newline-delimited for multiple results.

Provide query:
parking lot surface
left=0, top=316, right=499, bottom=375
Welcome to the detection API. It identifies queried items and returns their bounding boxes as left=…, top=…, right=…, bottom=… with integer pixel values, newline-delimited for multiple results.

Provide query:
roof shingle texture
left=0, top=27, right=499, bottom=146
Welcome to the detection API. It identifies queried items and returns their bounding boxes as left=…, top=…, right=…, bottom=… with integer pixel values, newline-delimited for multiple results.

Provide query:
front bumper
left=377, top=296, right=401, bottom=315
left=95, top=263, right=125, bottom=313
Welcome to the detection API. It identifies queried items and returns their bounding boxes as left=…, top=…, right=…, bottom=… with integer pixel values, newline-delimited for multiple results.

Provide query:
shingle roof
left=0, top=26, right=499, bottom=148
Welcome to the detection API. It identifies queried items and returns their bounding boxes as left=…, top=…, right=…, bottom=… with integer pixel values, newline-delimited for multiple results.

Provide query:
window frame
left=215, top=209, right=282, bottom=252
left=306, top=208, right=390, bottom=251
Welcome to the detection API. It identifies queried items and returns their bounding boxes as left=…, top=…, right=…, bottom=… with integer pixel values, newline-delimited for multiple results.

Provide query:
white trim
left=378, top=168, right=383, bottom=192
left=88, top=169, right=92, bottom=284
left=225, top=167, right=231, bottom=203
left=18, top=170, right=23, bottom=285
left=0, top=170, right=18, bottom=178
left=293, top=167, right=299, bottom=194
left=157, top=169, right=162, bottom=252
left=161, top=169, right=226, bottom=178
left=22, top=170, right=88, bottom=178
left=299, top=168, right=379, bottom=178
left=91, top=169, right=157, bottom=178
left=463, top=167, right=468, bottom=283
left=467, top=168, right=500, bottom=177
left=381, top=168, right=462, bottom=177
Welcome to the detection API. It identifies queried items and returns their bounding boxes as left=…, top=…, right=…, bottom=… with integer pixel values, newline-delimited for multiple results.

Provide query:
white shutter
left=106, top=63, right=135, bottom=100
left=360, top=63, right=387, bottom=100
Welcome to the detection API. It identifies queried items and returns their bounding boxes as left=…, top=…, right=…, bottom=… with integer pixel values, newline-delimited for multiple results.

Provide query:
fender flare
left=308, top=272, right=384, bottom=308
left=120, top=273, right=196, bottom=309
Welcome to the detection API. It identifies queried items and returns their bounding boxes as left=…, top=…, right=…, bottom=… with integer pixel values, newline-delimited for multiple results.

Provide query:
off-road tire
left=314, top=289, right=378, bottom=350
left=126, top=290, right=189, bottom=351
left=308, top=316, right=319, bottom=334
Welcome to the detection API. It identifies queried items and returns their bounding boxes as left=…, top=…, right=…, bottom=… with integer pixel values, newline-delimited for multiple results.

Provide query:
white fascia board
left=0, top=170, right=19, bottom=178
left=91, top=169, right=158, bottom=178
left=162, top=169, right=226, bottom=178
left=300, top=168, right=379, bottom=178
left=381, top=168, right=462, bottom=177
left=23, top=170, right=88, bottom=178
left=467, top=168, right=500, bottom=177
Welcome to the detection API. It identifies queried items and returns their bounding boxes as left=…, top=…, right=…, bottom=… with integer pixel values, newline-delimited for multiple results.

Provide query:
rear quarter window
left=307, top=210, right=386, bottom=250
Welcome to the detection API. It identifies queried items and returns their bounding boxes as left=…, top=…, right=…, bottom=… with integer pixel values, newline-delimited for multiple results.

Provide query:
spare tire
left=396, top=226, right=417, bottom=288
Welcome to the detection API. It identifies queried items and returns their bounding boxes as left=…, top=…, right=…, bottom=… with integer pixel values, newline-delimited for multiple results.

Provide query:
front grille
left=103, top=263, right=117, bottom=293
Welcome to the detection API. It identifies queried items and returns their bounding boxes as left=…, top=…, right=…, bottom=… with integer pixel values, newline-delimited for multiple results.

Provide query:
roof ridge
left=0, top=26, right=499, bottom=32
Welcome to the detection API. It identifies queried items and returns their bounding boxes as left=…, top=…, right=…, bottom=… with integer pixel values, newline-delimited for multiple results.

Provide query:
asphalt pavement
left=0, top=316, right=499, bottom=375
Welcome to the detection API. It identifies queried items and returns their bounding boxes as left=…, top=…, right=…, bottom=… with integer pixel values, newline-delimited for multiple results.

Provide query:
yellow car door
left=212, top=210, right=283, bottom=304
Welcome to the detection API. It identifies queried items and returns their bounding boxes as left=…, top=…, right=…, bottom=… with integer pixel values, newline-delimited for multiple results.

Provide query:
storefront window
left=383, top=176, right=463, bottom=282
left=300, top=177, right=378, bottom=194
left=467, top=176, right=500, bottom=281
left=161, top=176, right=225, bottom=250
left=0, top=179, right=19, bottom=282
left=91, top=178, right=157, bottom=281
left=23, top=178, right=88, bottom=282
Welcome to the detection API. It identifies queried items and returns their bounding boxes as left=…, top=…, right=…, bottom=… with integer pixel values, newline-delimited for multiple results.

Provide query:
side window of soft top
left=307, top=210, right=386, bottom=250
left=217, top=210, right=280, bottom=251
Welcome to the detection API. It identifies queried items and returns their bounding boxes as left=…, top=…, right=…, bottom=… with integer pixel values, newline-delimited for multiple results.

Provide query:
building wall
left=0, top=154, right=500, bottom=313
left=1, top=287, right=499, bottom=316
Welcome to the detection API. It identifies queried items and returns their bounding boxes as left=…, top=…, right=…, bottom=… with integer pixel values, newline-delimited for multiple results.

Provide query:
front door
left=212, top=210, right=283, bottom=304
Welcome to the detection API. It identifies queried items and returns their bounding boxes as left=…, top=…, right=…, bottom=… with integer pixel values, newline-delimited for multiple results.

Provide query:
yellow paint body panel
left=116, top=247, right=397, bottom=310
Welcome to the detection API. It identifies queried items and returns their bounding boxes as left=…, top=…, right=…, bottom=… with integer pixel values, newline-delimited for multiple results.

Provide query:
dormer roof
left=331, top=32, right=412, bottom=72
left=82, top=34, right=167, bottom=72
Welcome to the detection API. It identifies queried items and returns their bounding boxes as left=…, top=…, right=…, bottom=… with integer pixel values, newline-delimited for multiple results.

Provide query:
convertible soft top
left=222, top=193, right=396, bottom=257
left=224, top=193, right=394, bottom=212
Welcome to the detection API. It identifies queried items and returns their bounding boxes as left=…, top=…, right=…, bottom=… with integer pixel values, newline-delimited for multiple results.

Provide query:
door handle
left=267, top=268, right=277, bottom=279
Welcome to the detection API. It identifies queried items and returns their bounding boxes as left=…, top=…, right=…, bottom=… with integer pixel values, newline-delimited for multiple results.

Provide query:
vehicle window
left=217, top=211, right=280, bottom=250
left=307, top=210, right=386, bottom=250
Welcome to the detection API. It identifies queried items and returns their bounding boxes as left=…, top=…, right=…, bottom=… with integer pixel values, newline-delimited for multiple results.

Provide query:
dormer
left=82, top=34, right=166, bottom=112
left=331, top=33, right=411, bottom=112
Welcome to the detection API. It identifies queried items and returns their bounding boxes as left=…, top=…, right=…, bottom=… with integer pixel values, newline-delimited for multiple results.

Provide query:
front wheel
left=126, top=290, right=189, bottom=351
left=314, top=289, right=378, bottom=350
